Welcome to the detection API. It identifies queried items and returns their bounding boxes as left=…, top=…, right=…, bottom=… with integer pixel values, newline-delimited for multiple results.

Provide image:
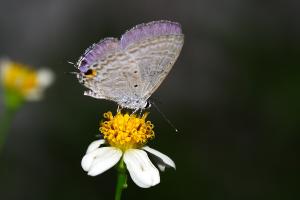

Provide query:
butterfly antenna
left=67, top=60, right=78, bottom=69
left=151, top=101, right=179, bottom=133
left=150, top=96, right=163, bottom=105
left=67, top=61, right=75, bottom=65
left=65, top=60, right=79, bottom=76
left=66, top=71, right=78, bottom=74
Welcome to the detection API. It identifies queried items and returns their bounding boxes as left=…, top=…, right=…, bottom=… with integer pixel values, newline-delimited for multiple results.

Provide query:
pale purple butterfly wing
left=120, top=21, right=184, bottom=101
left=77, top=20, right=184, bottom=109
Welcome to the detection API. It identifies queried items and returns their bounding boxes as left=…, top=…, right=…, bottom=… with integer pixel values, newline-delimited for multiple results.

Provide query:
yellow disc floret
left=100, top=111, right=155, bottom=151
left=2, top=62, right=38, bottom=97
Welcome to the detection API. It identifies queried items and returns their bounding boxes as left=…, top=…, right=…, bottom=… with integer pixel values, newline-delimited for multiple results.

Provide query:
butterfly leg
left=138, top=108, right=144, bottom=117
left=131, top=108, right=139, bottom=115
left=117, top=105, right=122, bottom=113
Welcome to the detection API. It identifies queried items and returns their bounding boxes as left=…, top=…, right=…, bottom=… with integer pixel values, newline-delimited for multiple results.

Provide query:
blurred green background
left=0, top=0, right=299, bottom=199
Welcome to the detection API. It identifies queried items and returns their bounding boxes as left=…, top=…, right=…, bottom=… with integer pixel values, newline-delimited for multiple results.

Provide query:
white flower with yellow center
left=0, top=59, right=54, bottom=101
left=81, top=111, right=175, bottom=188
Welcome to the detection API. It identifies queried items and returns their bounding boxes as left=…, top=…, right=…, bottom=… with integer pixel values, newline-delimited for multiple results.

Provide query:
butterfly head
left=77, top=58, right=97, bottom=79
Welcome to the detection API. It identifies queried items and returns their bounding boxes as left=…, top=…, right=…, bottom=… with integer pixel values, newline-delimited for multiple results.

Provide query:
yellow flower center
left=2, top=62, right=38, bottom=96
left=100, top=111, right=155, bottom=151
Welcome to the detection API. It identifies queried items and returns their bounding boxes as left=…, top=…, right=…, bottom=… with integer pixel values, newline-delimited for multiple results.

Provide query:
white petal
left=81, top=147, right=120, bottom=172
left=81, top=148, right=104, bottom=172
left=142, top=146, right=176, bottom=169
left=37, top=68, right=54, bottom=88
left=124, top=149, right=160, bottom=188
left=86, top=139, right=106, bottom=153
left=157, top=164, right=166, bottom=172
left=87, top=147, right=122, bottom=176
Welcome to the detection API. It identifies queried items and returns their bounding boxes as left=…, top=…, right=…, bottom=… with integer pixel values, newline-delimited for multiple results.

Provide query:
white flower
left=26, top=68, right=54, bottom=101
left=81, top=139, right=175, bottom=188
left=0, top=59, right=54, bottom=101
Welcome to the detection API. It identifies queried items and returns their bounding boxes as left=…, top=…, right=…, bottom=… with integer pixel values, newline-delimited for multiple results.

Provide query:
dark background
left=0, top=0, right=299, bottom=199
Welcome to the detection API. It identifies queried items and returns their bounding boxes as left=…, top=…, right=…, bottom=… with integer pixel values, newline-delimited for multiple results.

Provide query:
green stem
left=0, top=90, right=23, bottom=152
left=115, top=158, right=127, bottom=200
left=0, top=106, right=18, bottom=151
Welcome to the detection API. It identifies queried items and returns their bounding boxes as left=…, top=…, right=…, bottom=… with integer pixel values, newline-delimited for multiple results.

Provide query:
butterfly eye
left=81, top=59, right=87, bottom=66
left=84, top=69, right=97, bottom=78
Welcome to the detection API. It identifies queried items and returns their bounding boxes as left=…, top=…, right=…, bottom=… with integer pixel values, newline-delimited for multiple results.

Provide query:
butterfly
left=76, top=20, right=184, bottom=111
